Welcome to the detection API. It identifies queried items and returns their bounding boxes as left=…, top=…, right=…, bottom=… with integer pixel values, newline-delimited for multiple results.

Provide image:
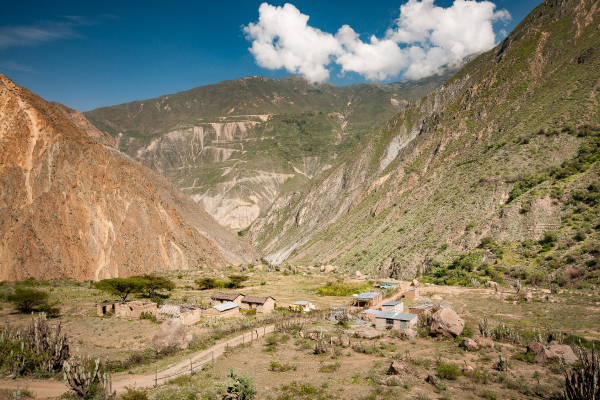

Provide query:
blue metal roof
left=382, top=301, right=403, bottom=306
left=213, top=302, right=239, bottom=312
left=294, top=301, right=310, bottom=306
left=353, top=292, right=382, bottom=299
left=376, top=312, right=417, bottom=321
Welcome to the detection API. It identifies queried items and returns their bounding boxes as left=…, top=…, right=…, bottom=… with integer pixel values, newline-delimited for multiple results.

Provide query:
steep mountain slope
left=84, top=68, right=464, bottom=231
left=0, top=75, right=258, bottom=281
left=251, top=0, right=600, bottom=274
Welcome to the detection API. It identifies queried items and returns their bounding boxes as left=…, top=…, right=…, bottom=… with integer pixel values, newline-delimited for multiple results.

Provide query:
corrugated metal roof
left=294, top=301, right=310, bottom=305
left=213, top=302, right=239, bottom=312
left=361, top=309, right=381, bottom=315
left=376, top=312, right=417, bottom=321
left=380, top=282, right=398, bottom=285
left=382, top=301, right=403, bottom=306
left=405, top=288, right=417, bottom=292
left=353, top=292, right=382, bottom=299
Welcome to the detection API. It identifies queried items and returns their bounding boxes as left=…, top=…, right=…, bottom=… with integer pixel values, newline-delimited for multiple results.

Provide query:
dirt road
left=0, top=325, right=276, bottom=398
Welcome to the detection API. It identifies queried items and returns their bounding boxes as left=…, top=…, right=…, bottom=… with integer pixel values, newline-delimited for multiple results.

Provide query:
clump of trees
left=93, top=275, right=175, bottom=302
left=195, top=275, right=249, bottom=290
left=7, top=287, right=61, bottom=317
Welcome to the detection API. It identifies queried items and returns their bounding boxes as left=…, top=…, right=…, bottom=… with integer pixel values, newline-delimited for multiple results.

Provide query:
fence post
left=155, top=367, right=158, bottom=387
left=190, top=358, right=193, bottom=375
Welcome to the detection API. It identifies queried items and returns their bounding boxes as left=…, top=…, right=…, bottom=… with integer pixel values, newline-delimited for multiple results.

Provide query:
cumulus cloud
left=244, top=0, right=510, bottom=81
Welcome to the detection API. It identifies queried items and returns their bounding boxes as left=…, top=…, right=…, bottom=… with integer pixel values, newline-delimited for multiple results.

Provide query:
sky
left=0, top=0, right=540, bottom=111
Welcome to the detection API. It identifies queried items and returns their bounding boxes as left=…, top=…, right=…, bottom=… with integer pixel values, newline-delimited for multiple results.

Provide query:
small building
left=381, top=301, right=404, bottom=313
left=202, top=302, right=240, bottom=318
left=404, top=288, right=420, bottom=300
left=352, top=292, right=383, bottom=308
left=378, top=282, right=398, bottom=289
left=408, top=304, right=436, bottom=315
left=291, top=301, right=315, bottom=312
left=158, top=303, right=205, bottom=325
left=360, top=309, right=381, bottom=322
left=240, top=295, right=275, bottom=314
left=211, top=292, right=245, bottom=306
left=97, top=301, right=157, bottom=319
left=375, top=312, right=418, bottom=331
left=330, top=307, right=348, bottom=321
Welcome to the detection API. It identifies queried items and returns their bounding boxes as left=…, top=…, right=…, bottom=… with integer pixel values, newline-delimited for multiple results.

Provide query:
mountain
left=249, top=0, right=600, bottom=278
left=83, top=66, right=465, bottom=231
left=0, top=74, right=258, bottom=281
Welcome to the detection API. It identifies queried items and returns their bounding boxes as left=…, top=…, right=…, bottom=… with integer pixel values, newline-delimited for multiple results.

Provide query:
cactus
left=470, top=277, right=480, bottom=287
left=562, top=344, right=599, bottom=400
left=63, top=356, right=100, bottom=397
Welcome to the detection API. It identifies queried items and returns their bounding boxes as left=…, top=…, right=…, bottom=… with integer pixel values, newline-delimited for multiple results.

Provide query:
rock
left=355, top=270, right=363, bottom=277
left=548, top=340, right=559, bottom=346
left=439, top=300, right=454, bottom=309
left=535, top=346, right=560, bottom=364
left=320, top=265, right=335, bottom=273
left=431, top=295, right=443, bottom=300
left=412, top=279, right=419, bottom=287
left=548, top=345, right=578, bottom=364
left=430, top=308, right=465, bottom=337
left=485, top=281, right=499, bottom=289
left=389, top=360, right=406, bottom=375
left=462, top=365, right=474, bottom=372
left=402, top=329, right=418, bottom=340
left=475, top=337, right=494, bottom=348
left=426, top=374, right=438, bottom=386
left=151, top=318, right=192, bottom=350
left=326, top=347, right=334, bottom=356
left=307, top=266, right=315, bottom=270
left=527, top=341, right=545, bottom=354
left=425, top=283, right=431, bottom=287
left=462, top=337, right=479, bottom=351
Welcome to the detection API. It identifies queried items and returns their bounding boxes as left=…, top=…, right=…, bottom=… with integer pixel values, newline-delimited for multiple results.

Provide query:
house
left=202, top=302, right=240, bottom=318
left=291, top=301, right=315, bottom=312
left=360, top=309, right=381, bottom=322
left=404, top=288, right=420, bottom=299
left=240, top=295, right=275, bottom=314
left=352, top=292, right=383, bottom=308
left=158, top=303, right=205, bottom=325
left=375, top=312, right=418, bottom=330
left=381, top=301, right=404, bottom=313
left=97, top=301, right=157, bottom=319
left=210, top=292, right=245, bottom=306
left=408, top=304, right=436, bottom=315
left=378, top=282, right=398, bottom=289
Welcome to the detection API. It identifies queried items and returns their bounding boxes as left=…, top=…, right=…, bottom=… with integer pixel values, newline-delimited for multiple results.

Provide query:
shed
left=158, top=303, right=205, bottom=325
left=408, top=304, right=436, bottom=315
left=379, top=282, right=398, bottom=289
left=404, top=288, right=420, bottom=300
left=202, top=302, right=240, bottom=318
left=210, top=292, right=245, bottom=306
left=97, top=301, right=157, bottom=319
left=381, top=301, right=404, bottom=313
left=291, top=301, right=315, bottom=312
left=240, top=295, right=275, bottom=314
left=352, top=292, right=383, bottom=308
left=375, top=312, right=418, bottom=330
left=360, top=309, right=381, bottom=322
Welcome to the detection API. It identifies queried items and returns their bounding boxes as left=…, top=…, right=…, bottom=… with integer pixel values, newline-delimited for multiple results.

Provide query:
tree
left=8, top=287, right=49, bottom=313
left=93, top=277, right=146, bottom=302
left=228, top=275, right=249, bottom=289
left=140, top=275, right=175, bottom=295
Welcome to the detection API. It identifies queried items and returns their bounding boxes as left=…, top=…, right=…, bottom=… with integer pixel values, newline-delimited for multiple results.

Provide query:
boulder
left=321, top=265, right=335, bottom=273
left=548, top=340, right=559, bottom=346
left=355, top=270, right=363, bottom=277
left=535, top=346, right=560, bottom=364
left=430, top=308, right=465, bottom=337
left=426, top=374, right=438, bottom=386
left=475, top=337, right=494, bottom=349
left=412, top=279, right=419, bottom=287
left=389, top=360, right=406, bottom=375
left=401, top=329, right=418, bottom=340
left=462, top=337, right=479, bottom=351
left=462, top=364, right=474, bottom=372
left=151, top=318, right=192, bottom=350
left=527, top=341, right=545, bottom=355
left=548, top=345, right=578, bottom=364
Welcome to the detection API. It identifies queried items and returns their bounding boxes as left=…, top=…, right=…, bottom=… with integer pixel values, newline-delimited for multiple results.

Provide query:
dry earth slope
left=0, top=75, right=258, bottom=281
left=250, top=0, right=600, bottom=272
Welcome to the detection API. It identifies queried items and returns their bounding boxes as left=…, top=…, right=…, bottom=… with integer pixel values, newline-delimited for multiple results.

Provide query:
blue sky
left=0, top=0, right=540, bottom=111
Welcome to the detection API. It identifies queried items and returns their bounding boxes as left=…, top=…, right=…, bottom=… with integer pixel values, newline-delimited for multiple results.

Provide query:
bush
left=316, top=281, right=371, bottom=296
left=36, top=302, right=61, bottom=318
left=7, top=288, right=49, bottom=313
left=318, top=362, right=341, bottom=373
left=513, top=352, right=536, bottom=364
left=140, top=311, right=157, bottom=323
left=226, top=369, right=256, bottom=400
left=437, top=363, right=461, bottom=380
left=269, top=361, right=297, bottom=372
left=120, top=390, right=149, bottom=400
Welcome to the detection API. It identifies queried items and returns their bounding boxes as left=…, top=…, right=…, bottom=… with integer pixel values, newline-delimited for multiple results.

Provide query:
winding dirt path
left=0, top=325, right=276, bottom=398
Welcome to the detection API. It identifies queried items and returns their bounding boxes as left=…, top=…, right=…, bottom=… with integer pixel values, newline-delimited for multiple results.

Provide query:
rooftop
left=242, top=295, right=274, bottom=304
left=376, top=312, right=418, bottom=321
left=353, top=292, right=382, bottom=299
left=211, top=292, right=243, bottom=301
left=405, top=288, right=418, bottom=292
left=294, top=301, right=311, bottom=306
left=361, top=309, right=381, bottom=315
left=409, top=304, right=435, bottom=310
left=213, top=302, right=239, bottom=312
left=382, top=301, right=403, bottom=306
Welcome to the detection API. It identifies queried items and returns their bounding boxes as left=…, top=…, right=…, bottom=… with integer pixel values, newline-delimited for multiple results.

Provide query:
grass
left=316, top=282, right=372, bottom=296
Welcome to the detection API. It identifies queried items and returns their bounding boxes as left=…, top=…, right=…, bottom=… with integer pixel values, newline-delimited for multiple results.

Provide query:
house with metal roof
left=360, top=308, right=381, bottom=322
left=210, top=292, right=245, bottom=306
left=375, top=312, right=418, bottom=330
left=202, top=301, right=240, bottom=318
left=404, top=288, right=420, bottom=299
left=381, top=301, right=404, bottom=313
left=291, top=300, right=315, bottom=312
left=241, top=295, right=275, bottom=314
left=352, top=292, right=383, bottom=307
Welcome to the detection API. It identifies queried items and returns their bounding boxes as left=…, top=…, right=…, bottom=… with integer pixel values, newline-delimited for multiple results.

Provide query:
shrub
left=7, top=288, right=49, bottom=313
left=540, top=231, right=559, bottom=246
left=316, top=281, right=371, bottom=296
left=226, top=369, right=256, bottom=400
left=437, top=363, right=461, bottom=380
left=36, top=302, right=61, bottom=318
left=120, top=389, right=149, bottom=400
left=481, top=389, right=498, bottom=400
left=318, top=362, right=341, bottom=373
left=140, top=311, right=157, bottom=323
left=269, top=361, right=297, bottom=372
left=513, top=352, right=536, bottom=364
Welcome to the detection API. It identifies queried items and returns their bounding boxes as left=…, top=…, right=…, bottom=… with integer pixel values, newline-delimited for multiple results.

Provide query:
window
left=386, top=319, right=394, bottom=325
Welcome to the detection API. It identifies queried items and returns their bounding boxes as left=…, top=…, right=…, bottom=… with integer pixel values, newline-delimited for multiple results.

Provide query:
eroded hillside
left=251, top=0, right=600, bottom=276
left=0, top=75, right=258, bottom=281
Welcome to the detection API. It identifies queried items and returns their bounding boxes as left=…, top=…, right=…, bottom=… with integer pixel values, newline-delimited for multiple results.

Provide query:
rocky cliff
left=0, top=75, right=258, bottom=281
left=250, top=0, right=600, bottom=274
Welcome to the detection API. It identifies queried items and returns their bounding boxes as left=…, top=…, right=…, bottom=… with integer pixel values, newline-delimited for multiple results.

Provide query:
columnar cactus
left=63, top=356, right=100, bottom=397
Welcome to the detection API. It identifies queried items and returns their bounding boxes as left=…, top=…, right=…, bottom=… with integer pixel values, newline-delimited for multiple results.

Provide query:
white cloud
left=244, top=1, right=510, bottom=81
left=0, top=61, right=34, bottom=72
